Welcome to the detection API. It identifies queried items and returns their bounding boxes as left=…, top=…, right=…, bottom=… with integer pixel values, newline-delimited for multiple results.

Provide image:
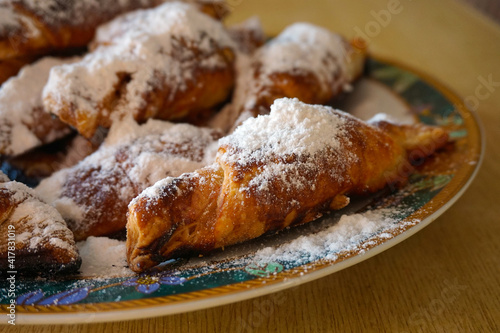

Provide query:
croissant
left=0, top=55, right=38, bottom=86
left=4, top=131, right=102, bottom=181
left=214, top=23, right=367, bottom=132
left=42, top=2, right=237, bottom=138
left=0, top=56, right=80, bottom=157
left=0, top=0, right=229, bottom=61
left=36, top=118, right=221, bottom=241
left=0, top=171, right=81, bottom=276
left=227, top=17, right=266, bottom=55
left=127, top=98, right=449, bottom=272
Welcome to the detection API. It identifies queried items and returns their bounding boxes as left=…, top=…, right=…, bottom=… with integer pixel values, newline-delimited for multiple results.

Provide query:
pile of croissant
left=0, top=0, right=449, bottom=276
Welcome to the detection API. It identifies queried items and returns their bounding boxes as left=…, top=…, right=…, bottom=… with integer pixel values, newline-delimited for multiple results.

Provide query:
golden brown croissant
left=0, top=0, right=229, bottom=60
left=0, top=56, right=79, bottom=157
left=42, top=2, right=237, bottom=138
left=36, top=118, right=221, bottom=241
left=0, top=171, right=81, bottom=276
left=127, top=98, right=449, bottom=272
left=214, top=23, right=367, bottom=132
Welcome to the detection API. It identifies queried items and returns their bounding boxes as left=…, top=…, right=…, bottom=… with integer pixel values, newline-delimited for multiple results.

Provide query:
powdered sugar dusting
left=0, top=2, right=39, bottom=38
left=218, top=98, right=355, bottom=195
left=0, top=178, right=79, bottom=257
left=137, top=176, right=177, bottom=203
left=104, top=116, right=169, bottom=146
left=220, top=98, right=348, bottom=158
left=43, top=2, right=236, bottom=126
left=77, top=237, right=133, bottom=277
left=0, top=170, right=9, bottom=182
left=16, top=0, right=153, bottom=26
left=0, top=56, right=77, bottom=156
left=136, top=163, right=220, bottom=204
left=227, top=16, right=265, bottom=54
left=36, top=118, right=220, bottom=237
left=51, top=196, right=86, bottom=226
left=221, top=22, right=353, bottom=130
left=253, top=207, right=414, bottom=265
left=125, top=125, right=218, bottom=187
left=0, top=4, right=20, bottom=32
left=260, top=22, right=348, bottom=87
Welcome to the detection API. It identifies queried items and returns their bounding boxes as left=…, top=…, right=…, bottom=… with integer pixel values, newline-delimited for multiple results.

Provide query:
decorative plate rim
left=8, top=54, right=485, bottom=325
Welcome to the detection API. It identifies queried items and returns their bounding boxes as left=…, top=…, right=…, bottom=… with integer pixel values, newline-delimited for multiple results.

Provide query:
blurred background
left=462, top=0, right=500, bottom=22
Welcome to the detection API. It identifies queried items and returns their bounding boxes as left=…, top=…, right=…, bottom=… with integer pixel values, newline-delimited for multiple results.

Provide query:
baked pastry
left=4, top=131, right=102, bottom=180
left=0, top=56, right=78, bottom=157
left=0, top=0, right=229, bottom=60
left=126, top=98, right=449, bottom=272
left=227, top=17, right=266, bottom=55
left=42, top=2, right=237, bottom=138
left=36, top=118, right=221, bottom=241
left=214, top=23, right=366, bottom=132
left=0, top=55, right=39, bottom=86
left=0, top=171, right=81, bottom=276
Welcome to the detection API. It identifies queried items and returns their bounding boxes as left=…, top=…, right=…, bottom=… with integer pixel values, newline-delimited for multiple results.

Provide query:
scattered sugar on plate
left=253, top=206, right=416, bottom=265
left=77, top=236, right=134, bottom=278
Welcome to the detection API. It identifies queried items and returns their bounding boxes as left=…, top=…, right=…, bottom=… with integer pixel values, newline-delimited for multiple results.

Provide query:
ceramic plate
left=0, top=57, right=484, bottom=324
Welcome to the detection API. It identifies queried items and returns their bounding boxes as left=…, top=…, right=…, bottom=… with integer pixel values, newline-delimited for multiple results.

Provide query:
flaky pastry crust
left=217, top=23, right=367, bottom=132
left=0, top=0, right=229, bottom=60
left=43, top=2, right=237, bottom=138
left=0, top=171, right=81, bottom=275
left=0, top=57, right=77, bottom=157
left=36, top=119, right=221, bottom=241
left=127, top=98, right=449, bottom=272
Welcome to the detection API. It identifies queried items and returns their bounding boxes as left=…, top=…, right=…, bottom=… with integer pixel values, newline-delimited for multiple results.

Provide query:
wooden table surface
left=5, top=0, right=500, bottom=331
